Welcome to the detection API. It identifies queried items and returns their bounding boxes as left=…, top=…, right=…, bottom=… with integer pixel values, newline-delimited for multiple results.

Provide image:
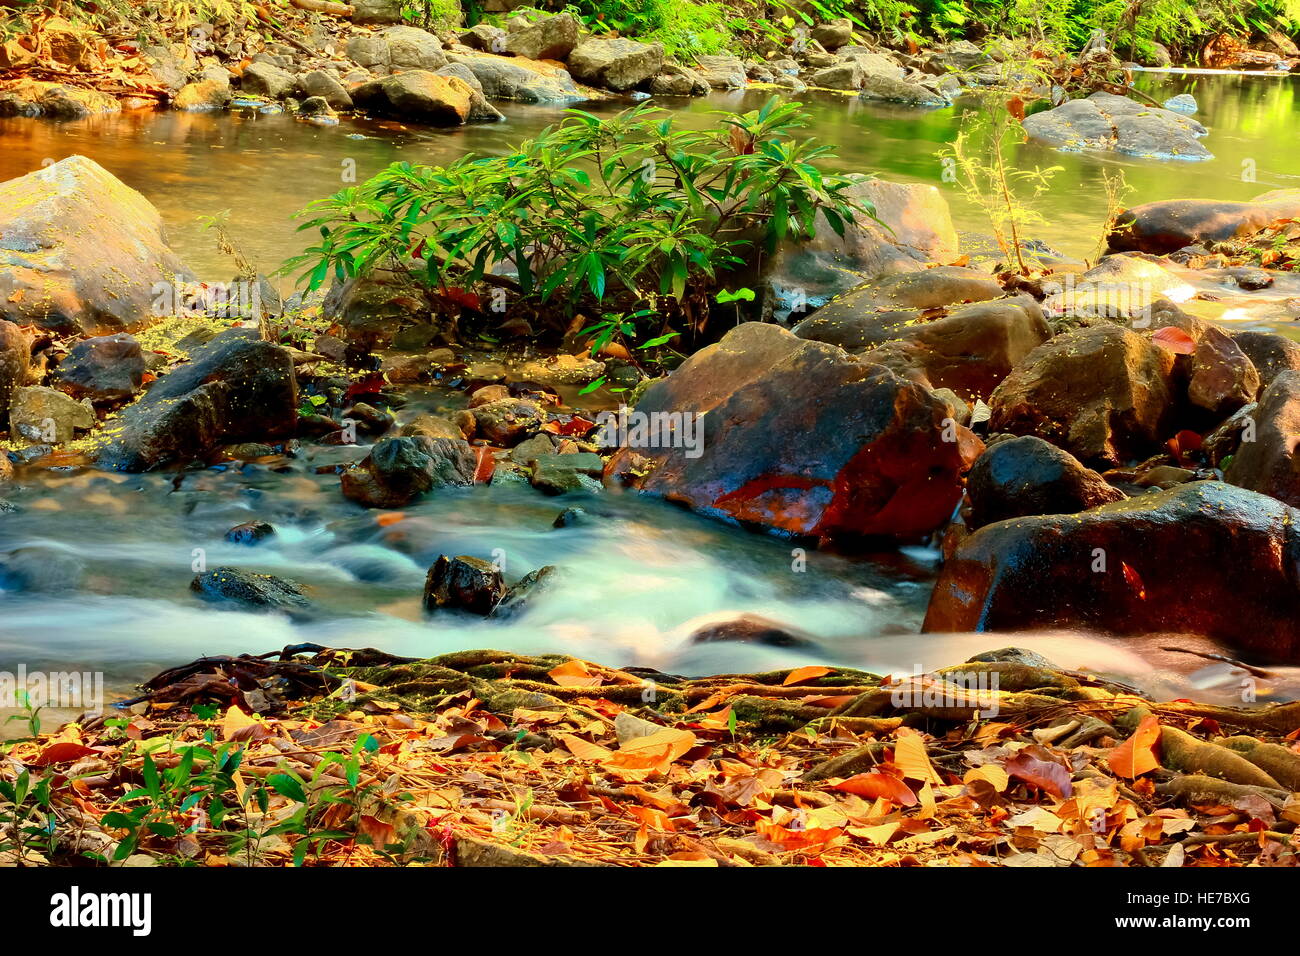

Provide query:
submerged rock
left=191, top=567, right=309, bottom=612
left=0, top=156, right=194, bottom=335
left=492, top=564, right=560, bottom=618
left=924, top=481, right=1300, bottom=664
left=94, top=330, right=298, bottom=471
left=606, top=322, right=982, bottom=541
left=1023, top=91, right=1210, bottom=160
left=423, top=554, right=505, bottom=615
left=687, top=613, right=818, bottom=648
left=988, top=323, right=1177, bottom=467
left=225, top=520, right=276, bottom=545
left=966, top=435, right=1125, bottom=530
left=340, top=435, right=476, bottom=508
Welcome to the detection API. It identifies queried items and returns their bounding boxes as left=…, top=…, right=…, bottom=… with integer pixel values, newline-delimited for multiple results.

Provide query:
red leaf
left=1151, top=326, right=1196, bottom=354
left=1122, top=561, right=1146, bottom=600
left=471, top=446, right=496, bottom=483
left=29, top=742, right=100, bottom=766
left=1004, top=750, right=1073, bottom=798
left=832, top=772, right=918, bottom=807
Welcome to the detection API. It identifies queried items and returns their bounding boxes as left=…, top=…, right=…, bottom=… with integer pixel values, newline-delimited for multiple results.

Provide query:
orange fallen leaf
left=1151, top=326, right=1196, bottom=354
left=832, top=772, right=918, bottom=807
left=1109, top=714, right=1162, bottom=778
left=893, top=729, right=943, bottom=785
left=783, top=665, right=833, bottom=686
left=547, top=659, right=603, bottom=688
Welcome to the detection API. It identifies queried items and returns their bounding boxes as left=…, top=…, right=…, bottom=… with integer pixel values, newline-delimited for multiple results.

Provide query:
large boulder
left=988, top=323, right=1177, bottom=466
left=240, top=61, right=297, bottom=99
left=297, top=70, right=353, bottom=110
left=348, top=26, right=446, bottom=74
left=966, top=435, right=1125, bottom=530
left=0, top=320, right=31, bottom=423
left=1187, top=324, right=1259, bottom=416
left=351, top=71, right=476, bottom=125
left=423, top=554, right=505, bottom=614
left=0, top=156, right=194, bottom=335
left=1108, top=189, right=1300, bottom=255
left=692, top=54, right=746, bottom=90
left=1023, top=92, right=1210, bottom=160
left=53, top=332, right=146, bottom=402
left=605, top=322, right=982, bottom=540
left=94, top=330, right=297, bottom=471
left=340, top=435, right=476, bottom=508
left=446, top=52, right=585, bottom=103
left=1224, top=370, right=1300, bottom=507
left=764, top=177, right=961, bottom=317
left=567, top=38, right=665, bottom=91
left=503, top=12, right=579, bottom=62
left=923, top=481, right=1300, bottom=664
left=1232, top=331, right=1300, bottom=388
left=858, top=73, right=951, bottom=107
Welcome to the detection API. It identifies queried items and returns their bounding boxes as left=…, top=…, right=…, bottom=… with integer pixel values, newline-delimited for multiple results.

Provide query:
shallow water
left=2, top=72, right=1299, bottom=706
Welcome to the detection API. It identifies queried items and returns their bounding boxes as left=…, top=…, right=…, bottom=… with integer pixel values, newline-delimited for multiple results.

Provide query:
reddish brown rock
left=988, top=323, right=1177, bottom=467
left=1108, top=189, right=1300, bottom=255
left=923, top=481, right=1300, bottom=664
left=1187, top=324, right=1259, bottom=415
left=1232, top=331, right=1300, bottom=389
left=605, top=322, right=982, bottom=541
left=1224, top=370, right=1300, bottom=507
left=966, top=435, right=1125, bottom=530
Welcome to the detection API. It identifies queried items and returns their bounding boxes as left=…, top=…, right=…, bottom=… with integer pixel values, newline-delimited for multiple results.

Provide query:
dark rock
left=469, top=397, right=544, bottom=446
left=966, top=647, right=1059, bottom=669
left=0, top=319, right=31, bottom=421
left=552, top=506, right=586, bottom=528
left=423, top=554, right=505, bottom=614
left=1188, top=324, right=1259, bottom=416
left=1232, top=331, right=1300, bottom=388
left=340, top=435, right=476, bottom=508
left=1224, top=370, right=1300, bottom=506
left=530, top=452, right=603, bottom=495
left=225, top=520, right=276, bottom=545
left=1108, top=189, right=1300, bottom=255
left=94, top=331, right=298, bottom=471
left=924, top=481, right=1300, bottom=664
left=323, top=269, right=428, bottom=350
left=988, top=323, right=1177, bottom=467
left=606, top=322, right=982, bottom=540
left=492, top=564, right=560, bottom=618
left=54, top=332, right=145, bottom=402
left=688, top=613, right=817, bottom=648
left=190, top=567, right=309, bottom=612
left=966, top=435, right=1125, bottom=530
left=344, top=401, right=396, bottom=436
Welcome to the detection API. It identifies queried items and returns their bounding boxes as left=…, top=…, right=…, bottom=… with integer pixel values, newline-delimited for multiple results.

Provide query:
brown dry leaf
left=548, top=659, right=603, bottom=688
left=783, top=665, right=833, bottom=686
left=894, top=730, right=943, bottom=785
left=1108, top=714, right=1161, bottom=779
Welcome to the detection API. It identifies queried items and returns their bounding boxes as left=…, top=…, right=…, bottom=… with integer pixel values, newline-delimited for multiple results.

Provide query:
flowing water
left=3, top=71, right=1300, bottom=712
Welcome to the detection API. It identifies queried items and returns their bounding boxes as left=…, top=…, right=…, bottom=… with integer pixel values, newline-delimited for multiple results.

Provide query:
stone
left=503, top=12, right=579, bottom=62
left=606, top=322, right=982, bottom=540
left=649, top=62, right=709, bottom=96
left=400, top=413, right=465, bottom=440
left=225, top=520, right=276, bottom=545
left=341, top=435, right=476, bottom=508
left=94, top=330, right=298, bottom=471
left=1023, top=92, right=1210, bottom=160
left=1188, top=324, right=1259, bottom=416
left=1224, top=371, right=1300, bottom=507
left=191, top=567, right=309, bottom=613
left=469, top=397, right=544, bottom=446
left=384, top=25, right=447, bottom=71
left=423, top=554, right=505, bottom=614
left=492, top=564, right=560, bottom=618
left=923, top=481, right=1300, bottom=664
left=0, top=320, right=32, bottom=421
left=173, top=79, right=230, bottom=111
left=351, top=0, right=404, bottom=24
left=966, top=435, right=1125, bottom=530
left=1109, top=189, right=1300, bottom=255
left=240, top=61, right=297, bottom=99
left=1232, top=331, right=1300, bottom=389
left=0, top=156, right=194, bottom=335
left=567, top=37, right=665, bottom=91
left=693, top=54, right=746, bottom=90
left=810, top=19, right=853, bottom=51
left=8, top=385, right=95, bottom=443
left=858, top=72, right=951, bottom=107
left=529, top=452, right=604, bottom=495
left=988, top=323, right=1177, bottom=467
left=446, top=52, right=584, bottom=103
left=298, top=70, right=353, bottom=110
left=1164, top=93, right=1197, bottom=114
left=351, top=71, right=475, bottom=125
left=53, top=332, right=146, bottom=402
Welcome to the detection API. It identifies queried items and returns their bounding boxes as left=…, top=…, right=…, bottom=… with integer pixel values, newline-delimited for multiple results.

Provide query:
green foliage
left=283, top=99, right=869, bottom=348
left=402, top=0, right=464, bottom=30
left=570, top=0, right=735, bottom=56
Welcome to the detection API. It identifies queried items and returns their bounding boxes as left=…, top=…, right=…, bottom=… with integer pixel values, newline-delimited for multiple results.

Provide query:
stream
left=2, top=70, right=1300, bottom=714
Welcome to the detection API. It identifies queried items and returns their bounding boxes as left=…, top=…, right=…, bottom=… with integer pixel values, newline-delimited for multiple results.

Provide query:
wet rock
left=469, top=384, right=511, bottom=407
left=0, top=79, right=120, bottom=118
left=649, top=62, right=709, bottom=96
left=423, top=554, right=505, bottom=614
left=923, top=481, right=1300, bottom=664
left=966, top=435, right=1125, bottom=530
left=858, top=72, right=951, bottom=107
left=763, top=177, right=960, bottom=316
left=1164, top=93, right=1197, bottom=114
left=1108, top=189, right=1300, bottom=255
left=0, top=320, right=31, bottom=421
left=324, top=268, right=428, bottom=349
left=509, top=432, right=556, bottom=464
left=351, top=71, right=475, bottom=125
left=552, top=506, right=586, bottom=528
left=967, top=647, right=1058, bottom=669
left=298, top=70, right=353, bottom=110
left=344, top=401, right=396, bottom=436
left=173, top=79, right=231, bottom=111
left=54, top=333, right=145, bottom=402
left=8, top=386, right=95, bottom=443
left=1232, top=331, right=1300, bottom=388
left=400, top=413, right=465, bottom=440
left=341, top=435, right=476, bottom=508
left=693, top=54, right=746, bottom=89
left=516, top=353, right=605, bottom=387
left=492, top=564, right=560, bottom=618
left=1188, top=325, right=1259, bottom=416
left=810, top=19, right=853, bottom=51
left=191, top=567, right=309, bottom=612
left=606, top=322, right=982, bottom=540
left=94, top=331, right=298, bottom=471
left=241, top=61, right=296, bottom=99
left=530, top=452, right=603, bottom=495
left=688, top=613, right=817, bottom=648
left=0, top=156, right=195, bottom=335
left=988, top=323, right=1177, bottom=467
left=1224, top=371, right=1300, bottom=507
left=447, top=52, right=584, bottom=103
left=226, top=520, right=276, bottom=545
left=1024, top=91, right=1210, bottom=159
left=469, top=397, right=544, bottom=446
left=0, top=547, right=85, bottom=593
left=503, top=12, right=578, bottom=61
left=568, top=37, right=664, bottom=91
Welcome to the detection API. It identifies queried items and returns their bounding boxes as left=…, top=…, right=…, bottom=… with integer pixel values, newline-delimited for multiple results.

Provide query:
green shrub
left=282, top=99, right=870, bottom=347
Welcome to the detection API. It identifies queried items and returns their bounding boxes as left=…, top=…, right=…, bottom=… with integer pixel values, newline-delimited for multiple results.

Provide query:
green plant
left=402, top=0, right=463, bottom=30
left=283, top=99, right=870, bottom=348
left=4, top=690, right=43, bottom=739
left=0, top=770, right=55, bottom=865
left=939, top=105, right=1062, bottom=275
